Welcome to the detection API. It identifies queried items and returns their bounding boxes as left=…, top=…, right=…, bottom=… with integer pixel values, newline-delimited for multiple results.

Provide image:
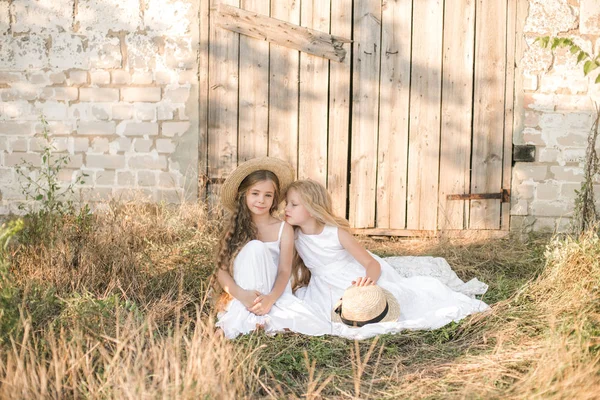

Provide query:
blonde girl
left=285, top=179, right=489, bottom=340
left=214, top=158, right=330, bottom=339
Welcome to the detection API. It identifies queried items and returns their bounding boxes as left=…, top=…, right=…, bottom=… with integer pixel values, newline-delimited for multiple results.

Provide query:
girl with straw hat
left=214, top=157, right=330, bottom=338
left=285, top=179, right=489, bottom=340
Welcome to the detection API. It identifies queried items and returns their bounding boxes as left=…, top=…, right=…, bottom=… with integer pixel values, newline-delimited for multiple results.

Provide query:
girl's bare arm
left=338, top=228, right=382, bottom=283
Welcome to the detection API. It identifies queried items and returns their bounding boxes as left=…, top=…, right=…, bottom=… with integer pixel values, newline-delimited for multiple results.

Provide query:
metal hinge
left=447, top=189, right=510, bottom=203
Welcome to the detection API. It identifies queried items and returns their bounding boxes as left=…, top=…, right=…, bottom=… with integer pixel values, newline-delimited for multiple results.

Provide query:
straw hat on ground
left=332, top=284, right=400, bottom=327
left=220, top=157, right=295, bottom=212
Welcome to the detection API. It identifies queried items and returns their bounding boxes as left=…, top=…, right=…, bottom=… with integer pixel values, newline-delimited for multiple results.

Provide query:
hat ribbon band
left=335, top=302, right=389, bottom=327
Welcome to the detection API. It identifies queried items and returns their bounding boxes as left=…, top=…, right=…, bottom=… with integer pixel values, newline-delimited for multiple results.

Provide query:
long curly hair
left=286, top=179, right=350, bottom=292
left=214, top=170, right=281, bottom=286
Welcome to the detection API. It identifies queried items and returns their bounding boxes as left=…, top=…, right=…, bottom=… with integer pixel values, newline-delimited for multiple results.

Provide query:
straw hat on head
left=220, top=157, right=295, bottom=212
left=332, top=284, right=400, bottom=327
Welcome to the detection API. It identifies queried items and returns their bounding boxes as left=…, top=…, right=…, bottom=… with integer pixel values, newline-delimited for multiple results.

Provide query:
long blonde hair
left=287, top=179, right=350, bottom=291
left=214, top=170, right=280, bottom=286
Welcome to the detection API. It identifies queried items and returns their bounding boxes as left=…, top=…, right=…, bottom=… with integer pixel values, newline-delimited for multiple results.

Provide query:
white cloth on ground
left=294, top=225, right=490, bottom=340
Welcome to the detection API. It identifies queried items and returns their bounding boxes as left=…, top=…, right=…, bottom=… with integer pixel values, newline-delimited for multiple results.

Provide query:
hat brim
left=331, top=287, right=400, bottom=326
left=220, top=157, right=295, bottom=212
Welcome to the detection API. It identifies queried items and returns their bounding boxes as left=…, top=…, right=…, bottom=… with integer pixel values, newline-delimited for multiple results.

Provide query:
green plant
left=535, top=36, right=600, bottom=83
left=15, top=115, right=88, bottom=217
left=0, top=220, right=24, bottom=344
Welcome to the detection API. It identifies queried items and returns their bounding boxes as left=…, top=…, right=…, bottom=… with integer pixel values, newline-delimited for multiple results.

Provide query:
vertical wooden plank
left=298, top=0, right=330, bottom=185
left=349, top=0, right=381, bottom=228
left=198, top=0, right=210, bottom=202
left=268, top=0, right=300, bottom=174
left=328, top=0, right=351, bottom=217
left=238, top=1, right=269, bottom=162
left=469, top=0, right=506, bottom=229
left=377, top=0, right=412, bottom=229
left=437, top=0, right=475, bottom=230
left=208, top=0, right=240, bottom=209
left=406, top=0, right=444, bottom=230
left=501, top=0, right=518, bottom=231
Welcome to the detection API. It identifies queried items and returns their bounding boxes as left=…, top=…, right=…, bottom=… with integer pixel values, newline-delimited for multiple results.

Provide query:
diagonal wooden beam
left=214, top=4, right=351, bottom=62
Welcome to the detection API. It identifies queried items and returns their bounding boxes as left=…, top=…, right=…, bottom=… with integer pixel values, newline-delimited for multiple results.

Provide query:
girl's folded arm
left=216, top=267, right=259, bottom=308
left=337, top=228, right=381, bottom=282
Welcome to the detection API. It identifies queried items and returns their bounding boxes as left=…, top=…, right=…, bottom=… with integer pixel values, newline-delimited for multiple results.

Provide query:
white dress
left=294, top=225, right=490, bottom=340
left=216, top=222, right=332, bottom=339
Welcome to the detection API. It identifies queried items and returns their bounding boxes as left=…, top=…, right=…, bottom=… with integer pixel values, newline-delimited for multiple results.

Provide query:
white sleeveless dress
left=216, top=222, right=332, bottom=339
left=294, top=225, right=490, bottom=340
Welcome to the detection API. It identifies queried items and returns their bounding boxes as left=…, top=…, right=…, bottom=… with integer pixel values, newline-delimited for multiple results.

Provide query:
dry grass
left=0, top=201, right=598, bottom=399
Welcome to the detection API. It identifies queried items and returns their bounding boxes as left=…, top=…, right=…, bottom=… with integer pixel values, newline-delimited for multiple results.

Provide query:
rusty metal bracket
left=447, top=189, right=510, bottom=203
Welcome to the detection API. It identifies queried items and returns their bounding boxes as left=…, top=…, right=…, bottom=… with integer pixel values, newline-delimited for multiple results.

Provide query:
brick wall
left=512, top=0, right=600, bottom=232
left=0, top=0, right=199, bottom=214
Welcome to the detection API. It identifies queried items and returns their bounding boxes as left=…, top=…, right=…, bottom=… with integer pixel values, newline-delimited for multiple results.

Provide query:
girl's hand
left=248, top=293, right=276, bottom=316
left=352, top=276, right=375, bottom=287
left=238, top=289, right=261, bottom=309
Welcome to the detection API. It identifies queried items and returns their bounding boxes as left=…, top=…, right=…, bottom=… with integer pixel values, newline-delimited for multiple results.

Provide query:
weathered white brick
left=113, top=188, right=155, bottom=202
left=91, top=104, right=111, bottom=120
left=581, top=0, right=600, bottom=34
left=538, top=147, right=560, bottom=163
left=562, top=148, right=586, bottom=163
left=0, top=72, right=24, bottom=84
left=522, top=128, right=545, bottom=145
left=129, top=153, right=167, bottom=169
left=137, top=170, right=156, bottom=186
left=510, top=199, right=529, bottom=216
left=49, top=72, right=67, bottom=84
left=536, top=181, right=560, bottom=200
left=550, top=165, right=584, bottom=182
left=113, top=104, right=133, bottom=120
left=524, top=0, right=578, bottom=35
left=87, top=35, right=122, bottom=69
left=110, top=137, right=132, bottom=153
left=0, top=87, right=38, bottom=101
left=163, top=87, right=190, bottom=103
left=27, top=72, right=51, bottom=86
left=133, top=139, right=153, bottom=152
left=162, top=121, right=190, bottom=137
left=122, top=87, right=162, bottom=102
left=91, top=138, right=110, bottom=153
left=165, top=39, right=195, bottom=69
left=80, top=187, right=113, bottom=202
left=155, top=71, right=174, bottom=85
left=178, top=70, right=197, bottom=85
left=561, top=182, right=581, bottom=199
left=0, top=101, right=34, bottom=120
left=74, top=138, right=90, bottom=152
left=112, top=70, right=131, bottom=85
left=12, top=0, right=73, bottom=33
left=117, top=171, right=135, bottom=186
left=531, top=200, right=573, bottom=217
left=40, top=87, right=79, bottom=101
left=532, top=217, right=558, bottom=233
left=8, top=138, right=28, bottom=152
left=80, top=88, right=119, bottom=102
left=132, top=71, right=153, bottom=84
left=157, top=103, right=175, bottom=120
left=0, top=137, right=7, bottom=151
left=0, top=2, right=9, bottom=34
left=86, top=154, right=126, bottom=169
left=117, top=121, right=159, bottom=137
left=35, top=101, right=69, bottom=120
left=4, top=152, right=42, bottom=167
left=145, top=0, right=192, bottom=37
left=96, top=170, right=116, bottom=186
left=78, top=0, right=142, bottom=33
left=133, top=103, right=157, bottom=121
left=126, top=34, right=160, bottom=70
left=35, top=121, right=75, bottom=135
left=0, top=122, right=35, bottom=136
left=68, top=70, right=89, bottom=85
left=51, top=153, right=83, bottom=168
left=513, top=163, right=548, bottom=181
left=50, top=34, right=89, bottom=69
left=77, top=121, right=116, bottom=135
left=156, top=139, right=176, bottom=153
left=0, top=36, right=48, bottom=70
left=522, top=74, right=538, bottom=91
left=90, top=70, right=111, bottom=85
